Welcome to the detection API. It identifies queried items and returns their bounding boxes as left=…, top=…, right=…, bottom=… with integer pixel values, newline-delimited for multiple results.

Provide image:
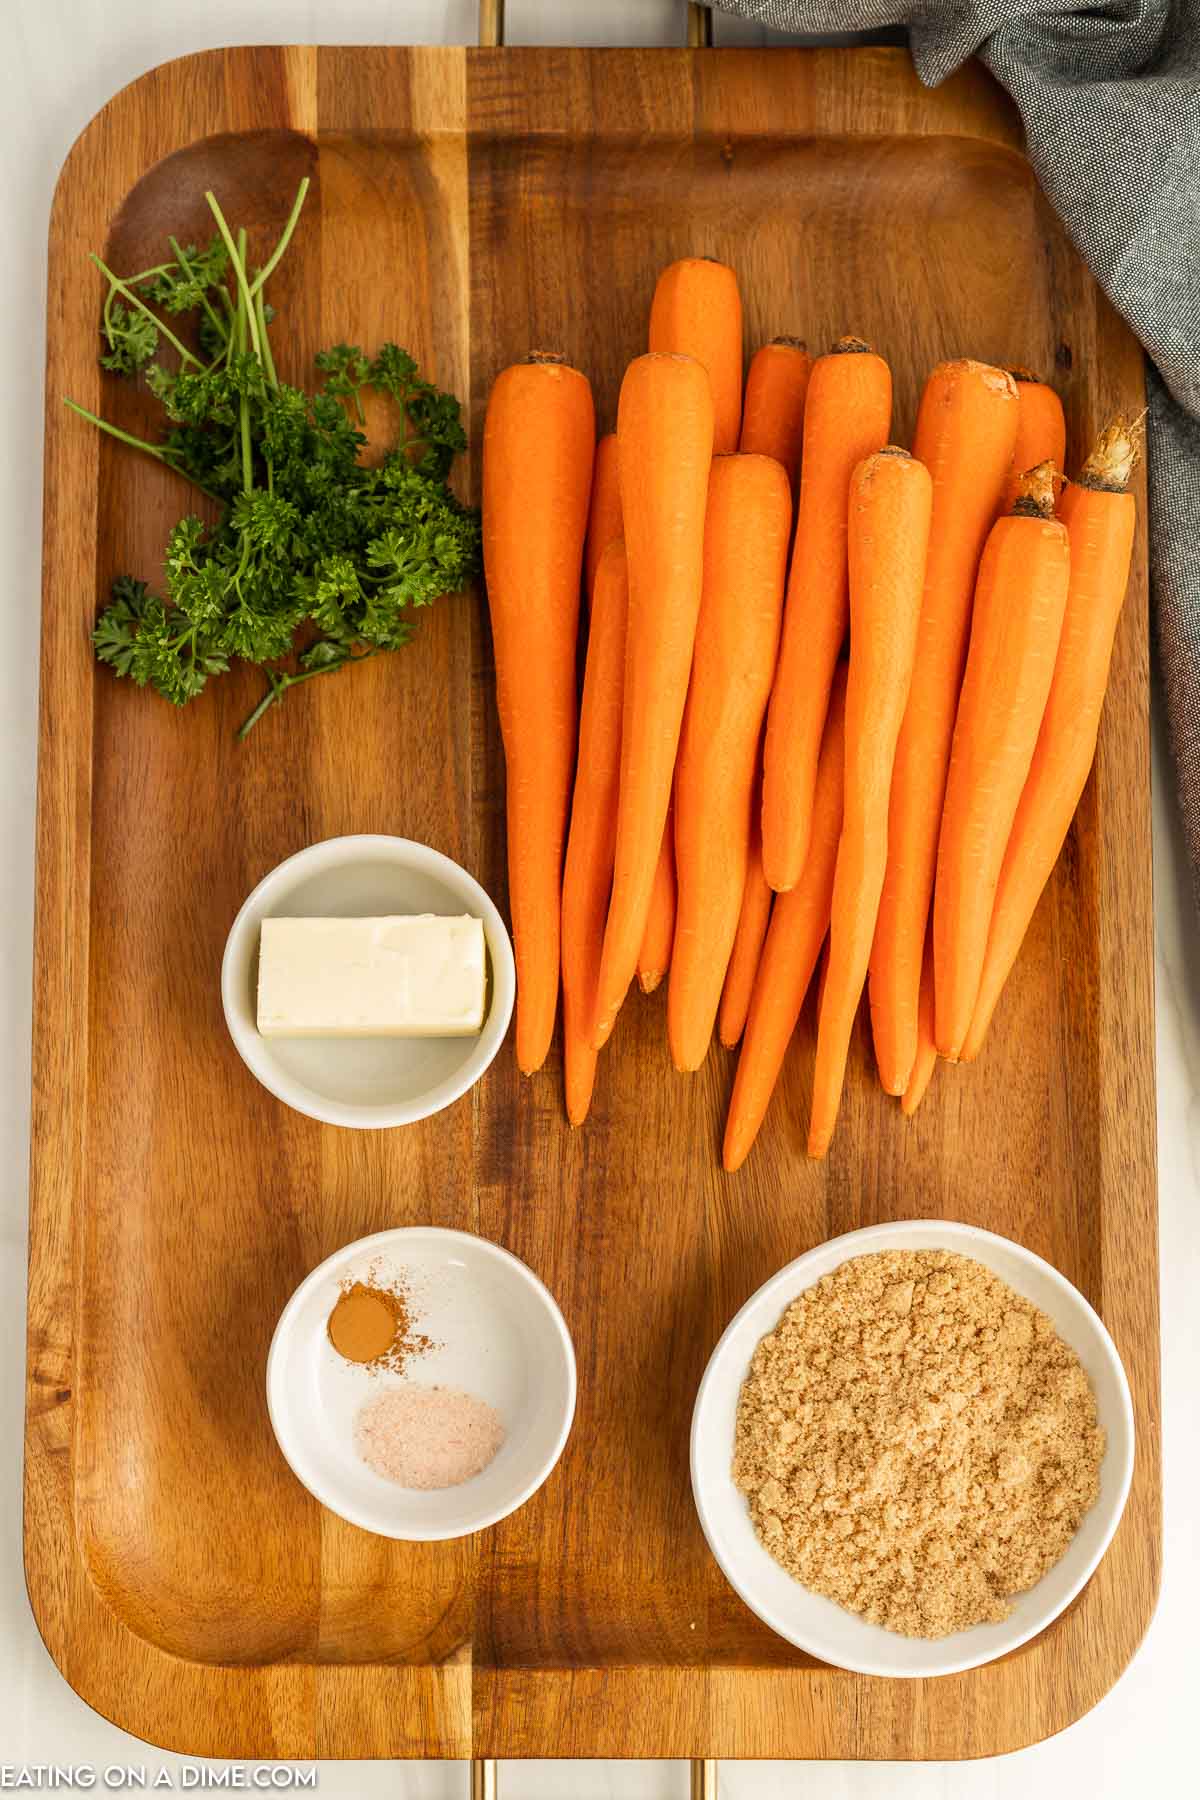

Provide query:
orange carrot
left=718, top=796, right=772, bottom=1049
left=808, top=448, right=932, bottom=1158
left=670, top=454, right=792, bottom=1072
left=933, top=463, right=1070, bottom=1060
left=638, top=806, right=677, bottom=994
left=561, top=540, right=629, bottom=1125
left=649, top=258, right=743, bottom=453
left=723, top=666, right=848, bottom=1173
left=593, top=352, right=715, bottom=1047
left=814, top=943, right=830, bottom=1026
left=901, top=937, right=938, bottom=1117
left=739, top=338, right=812, bottom=494
left=963, top=420, right=1138, bottom=1062
left=483, top=354, right=595, bottom=1074
left=868, top=360, right=1018, bottom=1093
left=584, top=433, right=622, bottom=602
left=1000, top=369, right=1067, bottom=515
left=761, top=338, right=891, bottom=892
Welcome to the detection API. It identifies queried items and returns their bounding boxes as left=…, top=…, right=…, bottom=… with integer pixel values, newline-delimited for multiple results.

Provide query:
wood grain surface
left=25, top=44, right=1159, bottom=1761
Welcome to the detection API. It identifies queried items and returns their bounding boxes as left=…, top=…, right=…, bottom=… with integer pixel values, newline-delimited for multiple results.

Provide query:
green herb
left=68, top=180, right=479, bottom=738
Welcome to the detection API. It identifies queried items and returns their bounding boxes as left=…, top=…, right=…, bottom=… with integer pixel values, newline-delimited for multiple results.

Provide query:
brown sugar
left=327, top=1275, right=434, bottom=1374
left=733, top=1250, right=1106, bottom=1639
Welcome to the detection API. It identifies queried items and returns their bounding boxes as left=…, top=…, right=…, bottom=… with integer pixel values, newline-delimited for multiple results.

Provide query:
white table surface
left=1, top=3, right=1195, bottom=1795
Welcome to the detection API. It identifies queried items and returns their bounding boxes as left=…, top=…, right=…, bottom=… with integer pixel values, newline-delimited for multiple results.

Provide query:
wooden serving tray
left=26, top=44, right=1159, bottom=1762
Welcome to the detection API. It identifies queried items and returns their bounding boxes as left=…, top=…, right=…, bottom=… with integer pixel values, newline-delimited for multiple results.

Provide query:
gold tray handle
left=477, top=2, right=714, bottom=49
left=477, top=0, right=504, bottom=45
left=472, top=3, right=714, bottom=1793
left=470, top=1755, right=718, bottom=1793
left=687, top=3, right=715, bottom=48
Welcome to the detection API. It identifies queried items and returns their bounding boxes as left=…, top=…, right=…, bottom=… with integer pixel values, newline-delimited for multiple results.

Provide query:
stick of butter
left=257, top=916, right=487, bottom=1039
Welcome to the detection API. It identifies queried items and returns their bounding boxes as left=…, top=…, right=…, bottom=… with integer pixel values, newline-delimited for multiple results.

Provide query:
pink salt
left=354, top=1382, right=505, bottom=1489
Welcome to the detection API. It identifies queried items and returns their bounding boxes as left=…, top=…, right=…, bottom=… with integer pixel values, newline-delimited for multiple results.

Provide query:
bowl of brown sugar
left=691, top=1220, right=1134, bottom=1678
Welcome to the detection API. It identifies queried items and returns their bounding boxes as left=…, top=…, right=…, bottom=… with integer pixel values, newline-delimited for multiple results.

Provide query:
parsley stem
left=62, top=399, right=225, bottom=505
left=254, top=290, right=278, bottom=388
left=236, top=649, right=378, bottom=740
left=233, top=230, right=254, bottom=495
left=249, top=177, right=311, bottom=298
left=90, top=256, right=201, bottom=369
left=64, top=397, right=171, bottom=459
left=125, top=261, right=175, bottom=283
left=216, top=284, right=236, bottom=368
left=206, top=195, right=262, bottom=362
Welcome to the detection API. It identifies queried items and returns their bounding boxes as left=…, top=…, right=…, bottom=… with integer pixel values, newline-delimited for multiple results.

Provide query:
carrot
left=739, top=338, right=812, bottom=494
left=561, top=540, right=629, bottom=1125
left=648, top=258, right=743, bottom=453
left=901, top=937, right=938, bottom=1117
left=723, top=666, right=848, bottom=1173
left=584, top=433, right=622, bottom=602
left=670, top=454, right=792, bottom=1072
left=761, top=338, right=891, bottom=892
left=808, top=448, right=932, bottom=1158
left=933, top=463, right=1071, bottom=1060
left=963, top=420, right=1138, bottom=1062
left=593, top=352, right=715, bottom=1047
left=483, top=353, right=595, bottom=1074
left=868, top=359, right=1018, bottom=1093
left=1000, top=369, right=1067, bottom=515
left=637, top=806, right=677, bottom=994
left=718, top=796, right=772, bottom=1048
left=814, top=944, right=830, bottom=1023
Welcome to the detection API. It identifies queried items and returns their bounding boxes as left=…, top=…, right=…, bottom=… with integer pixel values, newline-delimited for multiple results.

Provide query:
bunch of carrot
left=481, top=259, right=1138, bottom=1164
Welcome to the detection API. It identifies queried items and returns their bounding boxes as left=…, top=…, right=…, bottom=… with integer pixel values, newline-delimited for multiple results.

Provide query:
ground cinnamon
left=327, top=1276, right=432, bottom=1373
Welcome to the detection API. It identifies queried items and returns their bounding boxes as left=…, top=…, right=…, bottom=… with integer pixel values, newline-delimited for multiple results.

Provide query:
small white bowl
left=267, top=1227, right=576, bottom=1540
left=221, top=835, right=515, bottom=1129
left=691, top=1219, right=1134, bottom=1679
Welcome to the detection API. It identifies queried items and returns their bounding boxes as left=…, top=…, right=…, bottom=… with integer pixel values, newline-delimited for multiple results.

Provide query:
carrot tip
left=565, top=1077, right=594, bottom=1125
left=807, top=1135, right=831, bottom=1160
left=638, top=970, right=664, bottom=994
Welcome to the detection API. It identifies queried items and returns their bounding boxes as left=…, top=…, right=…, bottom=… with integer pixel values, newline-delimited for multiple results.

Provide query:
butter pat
left=257, top=916, right=487, bottom=1039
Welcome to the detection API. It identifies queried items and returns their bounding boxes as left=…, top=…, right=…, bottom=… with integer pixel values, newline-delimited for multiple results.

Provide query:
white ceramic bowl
left=267, top=1227, right=576, bottom=1539
left=691, top=1219, right=1134, bottom=1678
left=221, top=834, right=515, bottom=1129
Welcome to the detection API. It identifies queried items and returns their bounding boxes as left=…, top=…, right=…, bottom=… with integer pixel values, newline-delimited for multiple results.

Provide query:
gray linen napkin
left=721, top=0, right=1200, bottom=898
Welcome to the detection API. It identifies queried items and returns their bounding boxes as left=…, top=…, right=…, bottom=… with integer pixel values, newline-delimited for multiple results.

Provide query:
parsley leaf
left=100, top=302, right=160, bottom=375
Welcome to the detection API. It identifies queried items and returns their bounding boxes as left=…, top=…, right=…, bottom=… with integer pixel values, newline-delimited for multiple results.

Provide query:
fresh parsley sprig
left=68, top=180, right=479, bottom=738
